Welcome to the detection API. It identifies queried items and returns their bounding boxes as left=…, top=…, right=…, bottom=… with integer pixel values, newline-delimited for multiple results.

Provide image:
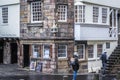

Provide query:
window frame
left=32, top=45, right=40, bottom=58
left=102, top=8, right=107, bottom=23
left=106, top=42, right=110, bottom=49
left=77, top=44, right=85, bottom=60
left=88, top=45, right=94, bottom=59
left=74, top=5, right=85, bottom=23
left=58, top=44, right=67, bottom=58
left=43, top=45, right=50, bottom=59
left=2, top=7, right=8, bottom=24
left=57, top=5, right=67, bottom=22
left=93, top=6, right=99, bottom=23
left=97, top=44, right=103, bottom=58
left=31, top=1, right=43, bottom=23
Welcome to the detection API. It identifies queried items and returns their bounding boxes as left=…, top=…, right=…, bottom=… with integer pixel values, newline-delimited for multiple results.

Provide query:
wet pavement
left=0, top=64, right=117, bottom=80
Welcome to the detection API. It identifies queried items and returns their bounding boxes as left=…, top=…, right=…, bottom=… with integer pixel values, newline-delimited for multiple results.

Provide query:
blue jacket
left=100, top=52, right=107, bottom=63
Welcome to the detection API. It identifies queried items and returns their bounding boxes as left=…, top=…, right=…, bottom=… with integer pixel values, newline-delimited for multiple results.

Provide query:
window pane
left=31, top=1, right=42, bottom=22
left=43, top=45, right=50, bottom=59
left=93, top=7, right=99, bottom=23
left=77, top=44, right=84, bottom=59
left=74, top=5, right=85, bottom=23
left=2, top=7, right=8, bottom=23
left=97, top=44, right=103, bottom=57
left=106, top=42, right=110, bottom=49
left=102, top=8, right=107, bottom=23
left=58, top=5, right=67, bottom=21
left=88, top=45, right=94, bottom=58
left=58, top=45, right=67, bottom=58
left=33, top=45, right=40, bottom=58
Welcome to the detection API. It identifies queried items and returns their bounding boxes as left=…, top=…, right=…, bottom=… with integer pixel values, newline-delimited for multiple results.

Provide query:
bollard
left=63, top=75, right=68, bottom=80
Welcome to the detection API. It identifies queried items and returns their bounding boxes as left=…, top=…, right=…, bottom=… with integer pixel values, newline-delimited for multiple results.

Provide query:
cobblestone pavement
left=0, top=64, right=117, bottom=80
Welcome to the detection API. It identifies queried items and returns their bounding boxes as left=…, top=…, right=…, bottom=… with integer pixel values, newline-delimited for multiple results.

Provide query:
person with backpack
left=100, top=51, right=107, bottom=74
left=70, top=55, right=79, bottom=80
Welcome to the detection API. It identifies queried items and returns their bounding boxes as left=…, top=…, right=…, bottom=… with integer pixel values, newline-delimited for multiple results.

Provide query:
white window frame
left=31, top=1, right=42, bottom=23
left=74, top=5, right=85, bottom=23
left=77, top=44, right=85, bottom=60
left=106, top=42, right=110, bottom=49
left=2, top=7, right=8, bottom=24
left=93, top=6, right=99, bottom=23
left=97, top=44, right=103, bottom=58
left=102, top=8, right=107, bottom=23
left=58, top=44, right=67, bottom=58
left=88, top=45, right=94, bottom=59
left=32, top=45, right=40, bottom=58
left=58, top=5, right=67, bottom=22
left=43, top=45, right=50, bottom=59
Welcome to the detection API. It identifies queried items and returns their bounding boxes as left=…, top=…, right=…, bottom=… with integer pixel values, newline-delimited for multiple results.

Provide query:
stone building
left=19, top=0, right=75, bottom=73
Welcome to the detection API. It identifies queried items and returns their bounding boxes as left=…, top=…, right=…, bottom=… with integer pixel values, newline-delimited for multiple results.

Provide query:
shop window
left=33, top=45, right=40, bottom=58
left=43, top=45, right=50, bottom=59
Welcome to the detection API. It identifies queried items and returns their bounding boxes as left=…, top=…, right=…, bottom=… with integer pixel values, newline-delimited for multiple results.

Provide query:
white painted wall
left=75, top=24, right=117, bottom=40
left=74, top=4, right=117, bottom=41
left=80, top=26, right=109, bottom=40
left=74, top=24, right=80, bottom=40
left=0, top=4, right=20, bottom=37
left=0, top=0, right=19, bottom=6
left=75, top=0, right=120, bottom=8
left=85, top=4, right=109, bottom=25
left=87, top=41, right=117, bottom=72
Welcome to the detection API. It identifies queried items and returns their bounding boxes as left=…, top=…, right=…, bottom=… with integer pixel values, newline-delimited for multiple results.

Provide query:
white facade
left=74, top=0, right=120, bottom=72
left=75, top=0, right=120, bottom=8
left=0, top=0, right=20, bottom=37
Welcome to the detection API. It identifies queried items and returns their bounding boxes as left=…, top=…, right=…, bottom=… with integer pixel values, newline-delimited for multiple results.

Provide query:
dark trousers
left=102, top=62, right=106, bottom=74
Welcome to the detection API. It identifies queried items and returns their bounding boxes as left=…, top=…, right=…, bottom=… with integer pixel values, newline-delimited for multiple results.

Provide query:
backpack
left=72, top=59, right=79, bottom=71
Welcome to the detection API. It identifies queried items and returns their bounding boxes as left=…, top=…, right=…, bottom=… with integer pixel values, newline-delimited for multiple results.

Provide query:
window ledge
left=58, top=58, right=68, bottom=61
left=0, top=23, right=8, bottom=26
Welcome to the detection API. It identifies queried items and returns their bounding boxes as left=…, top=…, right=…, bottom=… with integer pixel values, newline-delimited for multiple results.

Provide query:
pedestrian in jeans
left=70, top=55, right=79, bottom=80
left=100, top=51, right=107, bottom=74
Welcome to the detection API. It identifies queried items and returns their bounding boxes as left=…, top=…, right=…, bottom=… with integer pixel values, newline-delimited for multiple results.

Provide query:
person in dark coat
left=100, top=51, right=107, bottom=74
left=71, top=55, right=79, bottom=80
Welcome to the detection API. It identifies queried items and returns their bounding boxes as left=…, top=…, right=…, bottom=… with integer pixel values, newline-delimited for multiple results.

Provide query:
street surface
left=0, top=64, right=117, bottom=80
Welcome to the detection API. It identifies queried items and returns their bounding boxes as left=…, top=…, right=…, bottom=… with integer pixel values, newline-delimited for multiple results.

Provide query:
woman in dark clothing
left=71, top=55, right=79, bottom=80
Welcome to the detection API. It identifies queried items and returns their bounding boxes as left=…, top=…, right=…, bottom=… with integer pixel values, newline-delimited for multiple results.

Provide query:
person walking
left=70, top=55, right=79, bottom=80
left=100, top=51, right=107, bottom=74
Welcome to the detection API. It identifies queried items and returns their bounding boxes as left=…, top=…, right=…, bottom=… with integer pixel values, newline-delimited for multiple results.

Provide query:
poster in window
left=30, top=61, right=36, bottom=71
left=43, top=45, right=50, bottom=59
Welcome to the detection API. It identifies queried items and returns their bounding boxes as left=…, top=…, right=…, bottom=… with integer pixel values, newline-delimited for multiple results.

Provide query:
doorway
left=0, top=42, right=3, bottom=63
left=10, top=43, right=18, bottom=64
left=23, top=45, right=30, bottom=67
